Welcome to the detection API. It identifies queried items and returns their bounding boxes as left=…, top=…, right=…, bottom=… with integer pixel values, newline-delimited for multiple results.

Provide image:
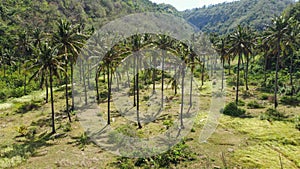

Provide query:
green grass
left=0, top=74, right=299, bottom=168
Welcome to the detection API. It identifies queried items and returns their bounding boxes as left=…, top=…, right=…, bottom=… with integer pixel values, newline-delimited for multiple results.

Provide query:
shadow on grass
left=16, top=102, right=41, bottom=114
left=1, top=132, right=59, bottom=160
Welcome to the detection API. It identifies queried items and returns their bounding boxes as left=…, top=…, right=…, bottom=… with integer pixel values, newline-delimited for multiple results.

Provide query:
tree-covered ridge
left=183, top=0, right=295, bottom=34
left=0, top=0, right=179, bottom=31
left=0, top=0, right=180, bottom=62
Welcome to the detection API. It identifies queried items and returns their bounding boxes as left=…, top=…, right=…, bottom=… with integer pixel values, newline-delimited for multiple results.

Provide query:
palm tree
left=131, top=34, right=144, bottom=129
left=228, top=25, right=252, bottom=105
left=16, top=30, right=32, bottom=95
left=32, top=42, right=63, bottom=134
left=214, top=36, right=229, bottom=90
left=53, top=19, right=87, bottom=121
left=284, top=18, right=300, bottom=96
left=263, top=16, right=290, bottom=109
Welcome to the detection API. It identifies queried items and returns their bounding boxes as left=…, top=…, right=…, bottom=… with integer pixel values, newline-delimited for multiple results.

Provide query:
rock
left=228, top=148, right=234, bottom=153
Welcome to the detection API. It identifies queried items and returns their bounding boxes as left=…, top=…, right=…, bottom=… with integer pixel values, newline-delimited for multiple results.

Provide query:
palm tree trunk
left=245, top=54, right=249, bottom=91
left=24, top=74, right=26, bottom=95
left=210, top=55, right=213, bottom=77
left=161, top=52, right=165, bottom=108
left=115, top=72, right=120, bottom=91
left=83, top=63, right=87, bottom=105
left=87, top=63, right=91, bottom=89
left=45, top=76, right=49, bottom=103
left=65, top=59, right=71, bottom=121
left=71, top=64, right=75, bottom=112
left=189, top=56, right=194, bottom=107
left=49, top=65, right=56, bottom=134
left=274, top=38, right=280, bottom=109
left=79, top=59, right=82, bottom=84
left=290, top=55, right=294, bottom=96
left=133, top=55, right=136, bottom=107
left=96, top=71, right=100, bottom=103
left=236, top=53, right=242, bottom=105
left=136, top=54, right=142, bottom=129
left=107, top=64, right=111, bottom=125
left=228, top=57, right=231, bottom=75
left=180, top=64, right=185, bottom=129
left=125, top=69, right=129, bottom=88
left=222, top=58, right=225, bottom=90
left=174, top=66, right=177, bottom=95
left=152, top=56, right=156, bottom=94
left=201, top=59, right=205, bottom=86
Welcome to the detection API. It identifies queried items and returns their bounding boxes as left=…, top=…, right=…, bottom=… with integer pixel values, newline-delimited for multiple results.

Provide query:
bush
left=62, top=122, right=72, bottom=132
left=223, top=102, right=246, bottom=117
left=17, top=102, right=39, bottom=114
left=237, top=100, right=245, bottom=106
left=0, top=91, right=7, bottom=102
left=10, top=87, right=24, bottom=98
left=247, top=101, right=264, bottom=109
left=260, top=108, right=287, bottom=121
left=113, top=140, right=196, bottom=168
left=227, top=76, right=244, bottom=86
left=260, top=94, right=269, bottom=100
left=280, top=96, right=300, bottom=106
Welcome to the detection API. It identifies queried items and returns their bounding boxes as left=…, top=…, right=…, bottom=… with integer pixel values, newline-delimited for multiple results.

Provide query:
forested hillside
left=183, top=0, right=295, bottom=34
left=0, top=0, right=179, bottom=42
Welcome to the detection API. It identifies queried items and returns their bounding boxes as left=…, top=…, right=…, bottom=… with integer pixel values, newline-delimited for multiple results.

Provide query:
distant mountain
left=183, top=0, right=295, bottom=34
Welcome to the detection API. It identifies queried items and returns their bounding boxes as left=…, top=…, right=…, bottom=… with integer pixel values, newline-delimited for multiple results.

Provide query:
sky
left=150, top=0, right=240, bottom=11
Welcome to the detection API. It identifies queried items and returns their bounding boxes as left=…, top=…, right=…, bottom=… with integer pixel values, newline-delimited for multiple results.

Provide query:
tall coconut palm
left=214, top=36, right=229, bottom=90
left=32, top=42, right=63, bottom=134
left=228, top=25, right=252, bottom=105
left=131, top=34, right=144, bottom=129
left=284, top=18, right=300, bottom=96
left=263, top=16, right=290, bottom=109
left=16, top=30, right=32, bottom=95
left=53, top=19, right=87, bottom=121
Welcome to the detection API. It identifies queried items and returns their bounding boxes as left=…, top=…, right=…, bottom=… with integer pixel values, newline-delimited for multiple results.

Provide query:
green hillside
left=183, top=0, right=295, bottom=34
left=0, top=0, right=178, bottom=37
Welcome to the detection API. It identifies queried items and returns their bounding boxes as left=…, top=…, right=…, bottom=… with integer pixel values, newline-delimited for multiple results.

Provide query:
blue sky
left=150, top=0, right=240, bottom=11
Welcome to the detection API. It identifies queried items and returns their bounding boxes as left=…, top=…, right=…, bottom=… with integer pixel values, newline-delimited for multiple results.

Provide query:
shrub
left=10, top=87, right=24, bottom=98
left=62, top=122, right=72, bottom=132
left=223, top=102, right=246, bottom=117
left=237, top=100, right=245, bottom=106
left=280, top=96, right=300, bottom=106
left=0, top=91, right=7, bottom=102
left=260, top=108, right=287, bottom=121
left=247, top=101, right=264, bottom=109
left=260, top=94, right=269, bottom=100
left=17, top=102, right=39, bottom=114
left=113, top=140, right=196, bottom=168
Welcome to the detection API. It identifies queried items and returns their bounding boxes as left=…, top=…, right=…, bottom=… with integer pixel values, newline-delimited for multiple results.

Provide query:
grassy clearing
left=0, top=75, right=299, bottom=168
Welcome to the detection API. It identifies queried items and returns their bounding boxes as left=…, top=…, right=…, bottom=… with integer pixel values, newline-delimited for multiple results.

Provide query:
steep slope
left=0, top=0, right=181, bottom=48
left=0, top=0, right=179, bottom=34
left=183, top=0, right=295, bottom=34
